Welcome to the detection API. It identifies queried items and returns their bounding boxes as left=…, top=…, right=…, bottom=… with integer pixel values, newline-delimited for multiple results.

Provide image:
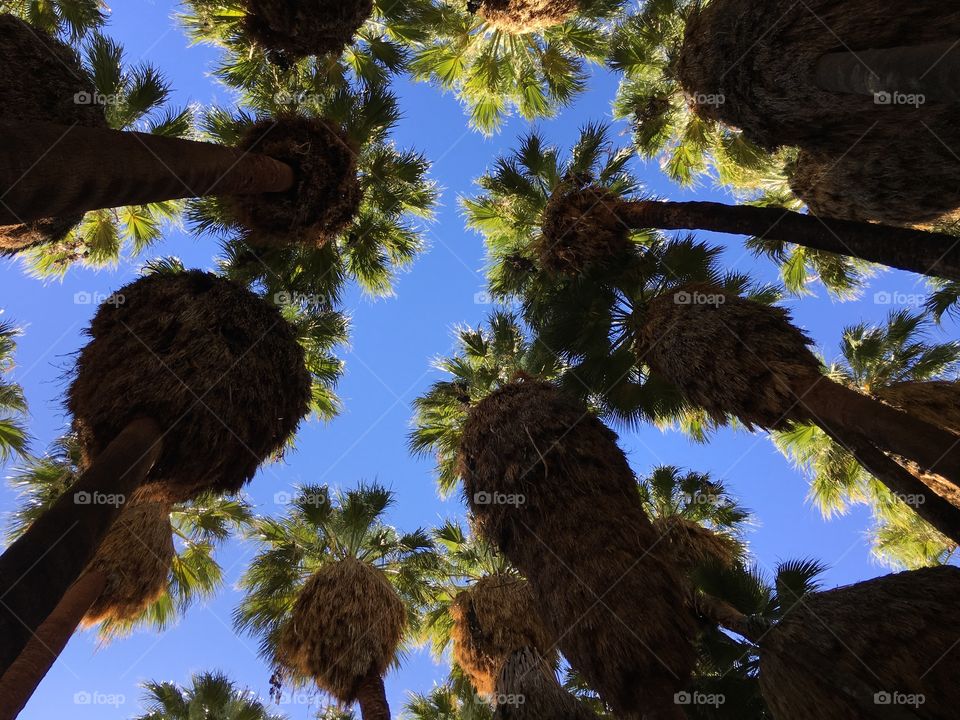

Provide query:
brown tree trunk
left=617, top=200, right=960, bottom=281
left=494, top=647, right=601, bottom=720
left=0, top=418, right=162, bottom=675
left=799, top=379, right=960, bottom=487
left=0, top=122, right=295, bottom=224
left=0, top=570, right=106, bottom=720
left=816, top=41, right=960, bottom=103
left=354, top=669, right=390, bottom=720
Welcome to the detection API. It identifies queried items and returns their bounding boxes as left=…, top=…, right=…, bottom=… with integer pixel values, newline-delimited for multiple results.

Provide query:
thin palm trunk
left=0, top=122, right=295, bottom=224
left=0, top=570, right=106, bottom=720
left=0, top=418, right=162, bottom=675
left=815, top=41, right=960, bottom=102
left=616, top=200, right=960, bottom=280
left=354, top=669, right=390, bottom=720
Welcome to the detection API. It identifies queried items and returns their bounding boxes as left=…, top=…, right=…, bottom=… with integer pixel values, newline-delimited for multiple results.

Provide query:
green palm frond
left=639, top=465, right=751, bottom=538
left=135, top=671, right=285, bottom=720
left=0, top=320, right=29, bottom=462
left=5, top=0, right=106, bottom=39
left=412, top=0, right=623, bottom=134
left=403, top=673, right=495, bottom=720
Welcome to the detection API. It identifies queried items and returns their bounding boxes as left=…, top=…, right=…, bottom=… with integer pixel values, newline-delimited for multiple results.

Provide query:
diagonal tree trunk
left=816, top=41, right=960, bottom=103
left=0, top=570, right=106, bottom=720
left=615, top=199, right=960, bottom=280
left=0, top=418, right=162, bottom=675
left=0, top=122, right=294, bottom=224
left=354, top=668, right=390, bottom=720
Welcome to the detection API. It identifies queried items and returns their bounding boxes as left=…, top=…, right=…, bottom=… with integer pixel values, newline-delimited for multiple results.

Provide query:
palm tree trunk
left=354, top=669, right=390, bottom=720
left=0, top=570, right=106, bottom=720
left=817, top=423, right=960, bottom=545
left=815, top=41, right=960, bottom=103
left=494, top=647, right=601, bottom=720
left=616, top=200, right=960, bottom=281
left=0, top=417, right=162, bottom=675
left=0, top=122, right=295, bottom=224
left=800, top=378, right=960, bottom=488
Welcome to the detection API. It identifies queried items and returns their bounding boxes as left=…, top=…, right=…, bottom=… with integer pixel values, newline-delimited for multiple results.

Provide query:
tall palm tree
left=134, top=670, right=286, bottom=720
left=460, top=378, right=698, bottom=718
left=0, top=269, right=311, bottom=676
left=4, top=0, right=106, bottom=39
left=197, top=84, right=436, bottom=304
left=774, top=310, right=960, bottom=569
left=235, top=483, right=438, bottom=720
left=0, top=320, right=29, bottom=463
left=11, top=33, right=193, bottom=277
left=410, top=0, right=624, bottom=134
left=473, top=128, right=960, bottom=538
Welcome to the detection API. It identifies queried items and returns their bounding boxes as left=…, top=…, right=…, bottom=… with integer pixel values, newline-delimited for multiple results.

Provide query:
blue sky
left=2, top=2, right=955, bottom=718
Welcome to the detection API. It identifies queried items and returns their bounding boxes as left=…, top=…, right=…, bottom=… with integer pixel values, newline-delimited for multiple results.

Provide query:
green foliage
left=134, top=670, right=285, bottom=720
left=5, top=0, right=106, bottom=39
left=0, top=320, right=29, bottom=462
left=410, top=311, right=562, bottom=496
left=5, top=434, right=252, bottom=641
left=403, top=670, right=494, bottom=720
left=772, top=310, right=960, bottom=568
left=411, top=0, right=623, bottom=134
left=20, top=34, right=192, bottom=278
left=234, top=483, right=440, bottom=673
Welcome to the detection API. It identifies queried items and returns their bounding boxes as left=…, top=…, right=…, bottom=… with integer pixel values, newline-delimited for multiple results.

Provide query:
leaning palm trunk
left=758, top=566, right=960, bottom=720
left=636, top=285, right=960, bottom=541
left=816, top=41, right=960, bottom=103
left=0, top=570, right=107, bottom=720
left=460, top=380, right=698, bottom=719
left=613, top=198, right=960, bottom=280
left=0, top=122, right=294, bottom=225
left=0, top=493, right=173, bottom=718
left=0, top=418, right=162, bottom=675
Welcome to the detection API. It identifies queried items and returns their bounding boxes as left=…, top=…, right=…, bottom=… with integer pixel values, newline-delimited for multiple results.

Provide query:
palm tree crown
left=134, top=670, right=285, bottom=720
left=0, top=320, right=28, bottom=463
left=5, top=0, right=106, bottom=40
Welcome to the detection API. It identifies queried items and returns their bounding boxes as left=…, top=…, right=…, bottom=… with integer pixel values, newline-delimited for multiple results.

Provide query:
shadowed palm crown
left=134, top=670, right=285, bottom=720
left=234, top=483, right=439, bottom=677
left=773, top=310, right=960, bottom=569
left=410, top=311, right=563, bottom=496
left=411, top=0, right=624, bottom=134
left=5, top=433, right=254, bottom=642
left=465, top=124, right=779, bottom=427
left=14, top=32, right=194, bottom=278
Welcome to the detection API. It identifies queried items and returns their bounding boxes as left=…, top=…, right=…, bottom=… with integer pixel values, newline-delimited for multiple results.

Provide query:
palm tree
left=10, top=33, right=193, bottom=277
left=196, top=84, right=436, bottom=304
left=404, top=676, right=494, bottom=720
left=410, top=0, right=624, bottom=134
left=460, top=378, right=698, bottom=719
left=702, top=560, right=960, bottom=719
left=773, top=310, right=960, bottom=569
left=235, top=483, right=437, bottom=720
left=421, top=521, right=598, bottom=719
left=0, top=269, right=311, bottom=676
left=4, top=0, right=106, bottom=39
left=473, top=127, right=960, bottom=537
left=0, top=320, right=29, bottom=463
left=410, top=311, right=563, bottom=497
left=134, top=670, right=286, bottom=720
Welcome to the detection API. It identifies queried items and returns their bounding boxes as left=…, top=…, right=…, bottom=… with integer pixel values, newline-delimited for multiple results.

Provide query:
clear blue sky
left=1, top=2, right=955, bottom=718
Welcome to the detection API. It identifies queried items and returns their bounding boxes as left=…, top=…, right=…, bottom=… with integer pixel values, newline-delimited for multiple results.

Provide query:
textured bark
left=354, top=669, right=390, bottom=720
left=493, top=648, right=600, bottom=720
left=0, top=122, right=295, bottom=224
left=617, top=200, right=960, bottom=280
left=0, top=418, right=162, bottom=675
left=816, top=42, right=960, bottom=103
left=0, top=570, right=106, bottom=720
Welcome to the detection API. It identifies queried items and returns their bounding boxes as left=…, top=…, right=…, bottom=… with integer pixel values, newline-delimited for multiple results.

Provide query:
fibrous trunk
left=354, top=669, right=390, bottom=720
left=459, top=380, right=697, bottom=718
left=472, top=0, right=580, bottom=34
left=493, top=648, right=600, bottom=720
left=759, top=566, right=960, bottom=720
